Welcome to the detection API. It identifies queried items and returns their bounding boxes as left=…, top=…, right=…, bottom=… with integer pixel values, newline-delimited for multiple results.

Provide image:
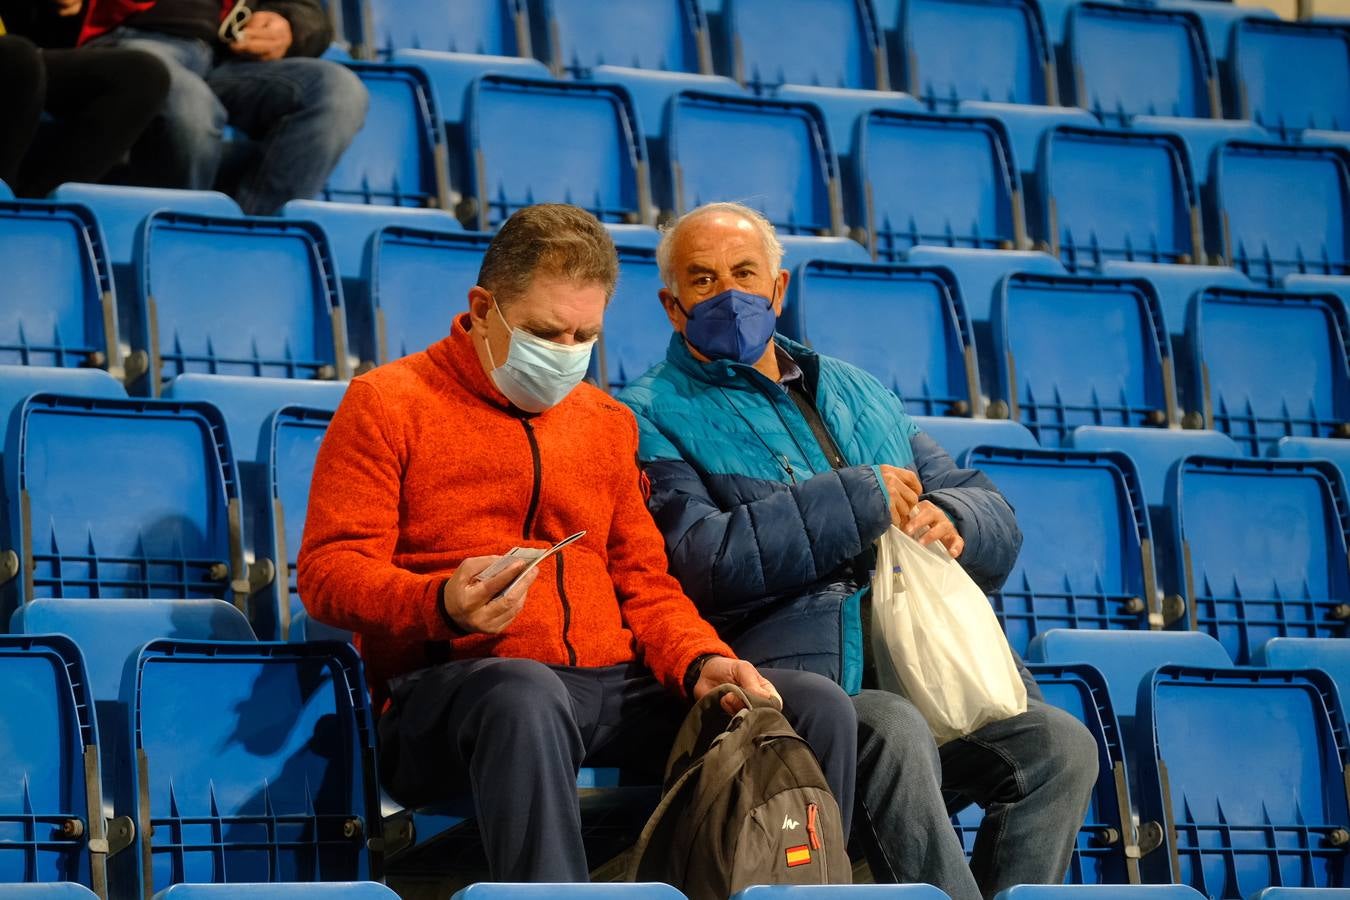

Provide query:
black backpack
left=627, top=684, right=852, bottom=899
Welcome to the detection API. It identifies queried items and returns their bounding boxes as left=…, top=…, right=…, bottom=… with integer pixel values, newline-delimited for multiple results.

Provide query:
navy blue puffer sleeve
left=642, top=455, right=892, bottom=624
left=912, top=431, right=1023, bottom=592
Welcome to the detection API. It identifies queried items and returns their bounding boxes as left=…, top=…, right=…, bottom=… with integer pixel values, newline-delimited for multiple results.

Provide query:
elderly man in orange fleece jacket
left=298, top=203, right=856, bottom=883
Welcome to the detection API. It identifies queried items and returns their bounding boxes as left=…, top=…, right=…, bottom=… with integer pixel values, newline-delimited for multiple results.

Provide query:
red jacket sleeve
left=607, top=414, right=735, bottom=695
left=297, top=380, right=457, bottom=640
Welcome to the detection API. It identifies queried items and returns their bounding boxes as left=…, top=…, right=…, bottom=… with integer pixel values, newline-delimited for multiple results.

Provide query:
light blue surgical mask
left=485, top=300, right=595, bottom=413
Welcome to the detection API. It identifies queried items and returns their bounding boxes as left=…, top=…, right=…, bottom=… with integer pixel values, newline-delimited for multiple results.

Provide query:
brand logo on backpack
left=785, top=844, right=812, bottom=868
left=781, top=815, right=800, bottom=830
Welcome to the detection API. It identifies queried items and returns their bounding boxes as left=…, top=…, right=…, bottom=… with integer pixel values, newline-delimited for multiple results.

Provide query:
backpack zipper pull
left=806, top=802, right=821, bottom=850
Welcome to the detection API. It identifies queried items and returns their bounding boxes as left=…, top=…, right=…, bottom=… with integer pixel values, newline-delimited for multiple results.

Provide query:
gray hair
left=655, top=202, right=785, bottom=294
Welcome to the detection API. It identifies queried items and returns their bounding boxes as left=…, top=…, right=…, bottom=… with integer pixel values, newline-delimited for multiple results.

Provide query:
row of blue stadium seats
left=1, top=373, right=1346, bottom=666
left=321, top=0, right=1349, bottom=141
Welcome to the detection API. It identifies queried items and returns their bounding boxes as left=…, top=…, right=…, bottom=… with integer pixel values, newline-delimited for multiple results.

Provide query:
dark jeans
left=86, top=28, right=367, bottom=214
left=377, top=658, right=858, bottom=882
left=0, top=35, right=169, bottom=197
left=852, top=690, right=1099, bottom=900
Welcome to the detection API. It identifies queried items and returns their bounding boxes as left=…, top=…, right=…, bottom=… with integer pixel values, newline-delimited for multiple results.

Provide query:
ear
left=468, top=285, right=493, bottom=330
left=659, top=288, right=686, bottom=333
left=771, top=268, right=790, bottom=317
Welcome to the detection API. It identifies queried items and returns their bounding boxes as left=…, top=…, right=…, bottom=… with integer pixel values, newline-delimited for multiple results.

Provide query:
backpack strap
left=664, top=683, right=779, bottom=785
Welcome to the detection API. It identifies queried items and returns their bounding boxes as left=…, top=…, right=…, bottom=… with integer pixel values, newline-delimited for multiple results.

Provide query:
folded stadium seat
left=0, top=395, right=251, bottom=628
left=725, top=888, right=946, bottom=900
left=1255, top=637, right=1350, bottom=700
left=1064, top=2, right=1220, bottom=127
left=161, top=375, right=347, bottom=639
left=1129, top=118, right=1267, bottom=198
left=1209, top=141, right=1350, bottom=285
left=1036, top=125, right=1202, bottom=271
left=996, top=888, right=1210, bottom=900
left=720, top=0, right=888, bottom=92
left=1151, top=1, right=1279, bottom=113
left=1273, top=438, right=1350, bottom=505
left=909, top=415, right=1038, bottom=458
left=0, top=200, right=121, bottom=375
left=153, top=885, right=398, bottom=898
left=122, top=640, right=382, bottom=895
left=959, top=445, right=1159, bottom=655
left=991, top=272, right=1178, bottom=447
left=368, top=227, right=492, bottom=365
left=454, top=886, right=686, bottom=898
left=0, top=178, right=11, bottom=199
left=604, top=223, right=662, bottom=248
left=531, top=0, right=712, bottom=77
left=1306, top=130, right=1350, bottom=150
left=781, top=261, right=981, bottom=417
left=1134, top=662, right=1350, bottom=896
left=778, top=234, right=873, bottom=269
left=596, top=242, right=668, bottom=392
left=323, top=63, right=450, bottom=210
left=464, top=75, right=652, bottom=230
left=877, top=0, right=1056, bottom=111
left=857, top=110, right=1024, bottom=262
left=1165, top=454, right=1350, bottom=663
left=1231, top=19, right=1350, bottom=139
left=1, top=887, right=101, bottom=898
left=0, top=636, right=112, bottom=895
left=279, top=200, right=461, bottom=368
left=351, top=0, right=530, bottom=60
left=956, top=102, right=1097, bottom=179
left=665, top=91, right=842, bottom=234
left=1184, top=287, right=1350, bottom=456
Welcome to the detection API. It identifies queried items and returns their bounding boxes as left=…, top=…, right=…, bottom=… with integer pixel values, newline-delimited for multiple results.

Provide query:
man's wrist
left=683, top=653, right=717, bottom=696
left=437, top=578, right=471, bottom=636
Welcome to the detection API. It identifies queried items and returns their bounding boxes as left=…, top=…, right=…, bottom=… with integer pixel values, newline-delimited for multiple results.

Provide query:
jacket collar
left=428, top=313, right=522, bottom=414
left=664, top=332, right=821, bottom=392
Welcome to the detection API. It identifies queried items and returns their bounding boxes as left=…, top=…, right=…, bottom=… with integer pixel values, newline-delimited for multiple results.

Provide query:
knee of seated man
left=467, top=657, right=572, bottom=720
left=161, top=64, right=226, bottom=135
left=299, top=59, right=369, bottom=132
left=853, top=690, right=941, bottom=762
left=1036, top=704, right=1100, bottom=790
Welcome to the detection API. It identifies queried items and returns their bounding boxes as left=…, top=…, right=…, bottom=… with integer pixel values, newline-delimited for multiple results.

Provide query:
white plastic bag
left=870, top=525, right=1027, bottom=744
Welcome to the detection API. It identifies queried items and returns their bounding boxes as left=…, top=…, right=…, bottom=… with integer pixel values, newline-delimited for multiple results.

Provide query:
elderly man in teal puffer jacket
left=618, top=201, right=1098, bottom=900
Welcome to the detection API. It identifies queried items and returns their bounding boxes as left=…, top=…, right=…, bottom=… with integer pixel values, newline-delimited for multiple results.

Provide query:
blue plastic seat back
left=0, top=636, right=101, bottom=889
left=280, top=200, right=461, bottom=281
left=3, top=396, right=244, bottom=621
left=1136, top=666, right=1350, bottom=896
left=392, top=50, right=551, bottom=137
left=777, top=234, right=872, bottom=270
left=1067, top=426, right=1241, bottom=507
left=1169, top=456, right=1350, bottom=663
left=1041, top=126, right=1199, bottom=271
left=0, top=201, right=117, bottom=371
left=0, top=367, right=125, bottom=446
left=860, top=111, right=1021, bottom=261
left=910, top=416, right=1037, bottom=459
left=1066, top=3, right=1217, bottom=125
left=370, top=228, right=491, bottom=364
left=1214, top=142, right=1350, bottom=285
left=893, top=0, right=1054, bottom=110
left=1233, top=20, right=1350, bottom=137
left=585, top=67, right=744, bottom=146
left=1187, top=287, right=1350, bottom=456
left=269, top=407, right=335, bottom=639
left=468, top=76, right=648, bottom=230
left=51, top=185, right=241, bottom=270
left=1274, top=437, right=1350, bottom=501
left=541, top=0, right=708, bottom=76
left=1130, top=118, right=1269, bottom=190
left=774, top=86, right=923, bottom=167
left=727, top=887, right=945, bottom=900
left=667, top=92, right=838, bottom=235
left=904, top=246, right=1065, bottom=325
left=993, top=272, right=1175, bottom=447
left=1257, top=637, right=1350, bottom=707
left=1100, top=261, right=1252, bottom=343
left=962, top=446, right=1155, bottom=655
left=137, top=213, right=346, bottom=393
left=0, top=179, right=11, bottom=200
left=996, top=888, right=1210, bottom=900
left=359, top=0, right=527, bottom=58
left=154, top=884, right=399, bottom=898
left=957, top=102, right=1097, bottom=177
left=324, top=64, right=447, bottom=209
left=599, top=247, right=669, bottom=392
left=455, top=885, right=688, bottom=899
left=725, top=0, right=885, bottom=91
left=783, top=262, right=977, bottom=417
left=129, top=641, right=379, bottom=892
left=1286, top=273, right=1350, bottom=308
left=605, top=224, right=662, bottom=249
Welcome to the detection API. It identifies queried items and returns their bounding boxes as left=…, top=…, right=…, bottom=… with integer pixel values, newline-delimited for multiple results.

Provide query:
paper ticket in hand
left=478, top=531, right=587, bottom=600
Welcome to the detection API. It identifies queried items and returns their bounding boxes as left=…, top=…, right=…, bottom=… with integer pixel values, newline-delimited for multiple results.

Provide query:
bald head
left=656, top=202, right=785, bottom=296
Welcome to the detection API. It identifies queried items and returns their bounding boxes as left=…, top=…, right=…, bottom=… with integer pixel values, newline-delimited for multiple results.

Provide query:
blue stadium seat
left=1166, top=455, right=1350, bottom=663
left=354, top=0, right=530, bottom=59
left=728, top=888, right=946, bottom=900
left=956, top=102, right=1097, bottom=176
left=0, top=201, right=120, bottom=373
left=324, top=63, right=450, bottom=209
left=0, top=179, right=11, bottom=199
left=1232, top=20, right=1350, bottom=137
left=267, top=407, right=338, bottom=642
left=0, top=365, right=125, bottom=432
left=1273, top=437, right=1350, bottom=500
left=782, top=261, right=980, bottom=416
left=910, top=416, right=1038, bottom=458
left=280, top=200, right=461, bottom=367
left=1185, top=287, right=1350, bottom=456
left=454, top=885, right=687, bottom=899
left=533, top=0, right=711, bottom=76
left=778, top=234, right=873, bottom=269
left=903, top=246, right=1065, bottom=324
left=466, top=75, right=650, bottom=230
left=996, top=888, right=1209, bottom=900
left=0, top=887, right=101, bottom=898
left=153, top=885, right=399, bottom=898
left=1255, top=637, right=1350, bottom=705
left=858, top=111, right=1023, bottom=261
left=51, top=184, right=240, bottom=272
left=0, top=636, right=109, bottom=894
left=666, top=91, right=841, bottom=234
left=992, top=272, right=1177, bottom=447
left=1286, top=273, right=1350, bottom=307
left=585, top=67, right=743, bottom=143
left=1, top=395, right=247, bottom=624
left=131, top=212, right=348, bottom=396
left=1153, top=2, right=1279, bottom=74
left=1129, top=117, right=1268, bottom=191
left=1065, top=2, right=1219, bottom=126
left=1037, top=125, right=1201, bottom=271
left=723, top=0, right=887, bottom=91
left=1100, top=261, right=1252, bottom=341
left=961, top=446, right=1158, bottom=655
left=598, top=245, right=668, bottom=392
left=606, top=224, right=662, bottom=248
left=123, top=641, right=380, bottom=894
left=369, top=228, right=491, bottom=364
left=1135, top=664, right=1350, bottom=896
left=1211, top=141, right=1350, bottom=285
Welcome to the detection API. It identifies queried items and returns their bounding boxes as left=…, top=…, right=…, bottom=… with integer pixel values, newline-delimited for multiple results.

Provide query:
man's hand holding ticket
left=439, top=533, right=587, bottom=636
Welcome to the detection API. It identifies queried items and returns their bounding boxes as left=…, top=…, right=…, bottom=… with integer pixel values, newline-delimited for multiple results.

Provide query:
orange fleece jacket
left=298, top=314, right=734, bottom=708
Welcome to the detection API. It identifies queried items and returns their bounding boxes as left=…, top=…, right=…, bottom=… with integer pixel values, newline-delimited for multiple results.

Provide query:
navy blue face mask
left=677, top=288, right=779, bottom=365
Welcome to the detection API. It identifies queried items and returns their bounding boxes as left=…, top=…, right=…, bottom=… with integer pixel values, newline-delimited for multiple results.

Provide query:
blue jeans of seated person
left=377, top=658, right=857, bottom=882
left=86, top=28, right=367, bottom=215
left=852, top=690, right=1099, bottom=900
